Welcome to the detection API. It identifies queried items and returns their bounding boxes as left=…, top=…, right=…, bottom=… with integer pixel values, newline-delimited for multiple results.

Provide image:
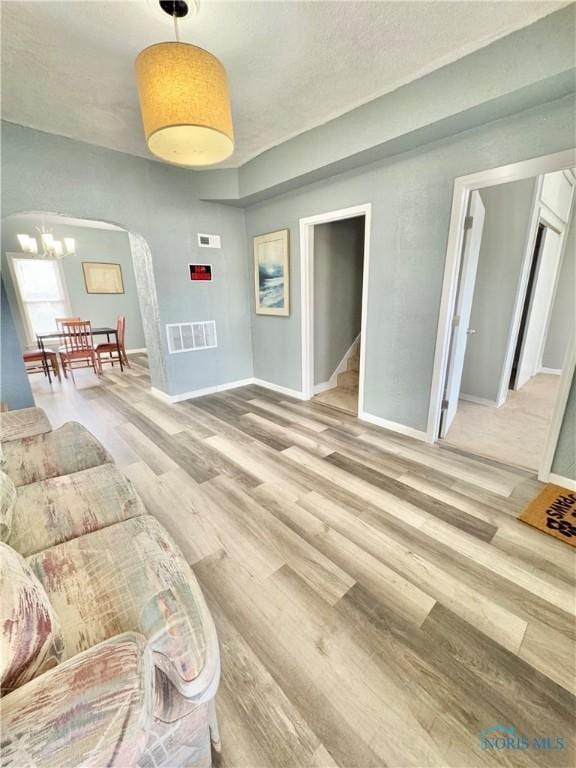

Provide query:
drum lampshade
left=135, top=41, right=234, bottom=166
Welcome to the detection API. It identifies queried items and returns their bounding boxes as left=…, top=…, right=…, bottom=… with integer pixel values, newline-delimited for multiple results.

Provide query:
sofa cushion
left=0, top=407, right=52, bottom=443
left=28, top=515, right=218, bottom=699
left=0, top=543, right=63, bottom=694
left=8, top=463, right=147, bottom=557
left=0, top=471, right=16, bottom=540
left=2, top=421, right=112, bottom=487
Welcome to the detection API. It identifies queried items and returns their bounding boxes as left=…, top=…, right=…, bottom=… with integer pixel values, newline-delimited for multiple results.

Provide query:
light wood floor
left=32, top=357, right=576, bottom=768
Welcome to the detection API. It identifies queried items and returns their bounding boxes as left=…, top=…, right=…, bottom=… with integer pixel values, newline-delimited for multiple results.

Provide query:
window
left=11, top=257, right=70, bottom=343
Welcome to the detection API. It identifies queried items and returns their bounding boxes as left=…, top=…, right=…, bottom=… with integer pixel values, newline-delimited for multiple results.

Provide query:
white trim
left=299, top=204, right=371, bottom=414
left=459, top=393, right=503, bottom=408
left=151, top=376, right=308, bottom=404
left=358, top=409, right=431, bottom=442
left=547, top=474, right=576, bottom=492
left=537, top=367, right=562, bottom=376
left=538, top=332, right=575, bottom=484
left=514, top=181, right=575, bottom=390
left=313, top=381, right=335, bottom=395
left=251, top=378, right=307, bottom=400
left=126, top=347, right=147, bottom=354
left=150, top=378, right=255, bottom=404
left=312, top=333, right=360, bottom=394
left=496, top=177, right=543, bottom=404
left=428, top=149, right=576, bottom=459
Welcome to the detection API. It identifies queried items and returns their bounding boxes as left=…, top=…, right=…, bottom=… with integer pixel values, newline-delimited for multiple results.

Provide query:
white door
left=440, top=191, right=486, bottom=438
left=516, top=227, right=563, bottom=390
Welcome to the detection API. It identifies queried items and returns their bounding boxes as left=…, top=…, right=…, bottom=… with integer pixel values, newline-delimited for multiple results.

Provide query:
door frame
left=511, top=176, right=575, bottom=394
left=427, top=148, right=576, bottom=481
left=299, top=203, right=372, bottom=410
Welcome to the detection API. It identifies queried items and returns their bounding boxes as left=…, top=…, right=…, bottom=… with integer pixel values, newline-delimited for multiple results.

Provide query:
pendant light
left=135, top=0, right=234, bottom=167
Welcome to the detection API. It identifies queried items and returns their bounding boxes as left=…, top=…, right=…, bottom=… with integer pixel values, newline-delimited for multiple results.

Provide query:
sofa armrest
left=0, top=407, right=52, bottom=443
left=0, top=632, right=154, bottom=768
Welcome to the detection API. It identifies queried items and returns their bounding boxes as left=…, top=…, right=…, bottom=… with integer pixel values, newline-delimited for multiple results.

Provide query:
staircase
left=336, top=340, right=360, bottom=392
left=313, top=337, right=360, bottom=415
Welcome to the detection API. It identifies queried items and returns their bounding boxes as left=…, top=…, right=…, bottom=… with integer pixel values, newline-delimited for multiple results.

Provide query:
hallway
left=442, top=373, right=561, bottom=470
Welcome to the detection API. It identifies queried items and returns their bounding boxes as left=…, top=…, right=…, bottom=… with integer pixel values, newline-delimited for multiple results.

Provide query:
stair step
left=337, top=369, right=359, bottom=391
left=347, top=355, right=360, bottom=372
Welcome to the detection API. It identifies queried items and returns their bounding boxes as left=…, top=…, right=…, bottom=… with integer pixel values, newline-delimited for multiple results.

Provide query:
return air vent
left=166, top=321, right=217, bottom=354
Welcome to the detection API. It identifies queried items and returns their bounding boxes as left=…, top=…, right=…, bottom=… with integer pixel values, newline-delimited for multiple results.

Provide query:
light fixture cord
left=173, top=11, right=180, bottom=42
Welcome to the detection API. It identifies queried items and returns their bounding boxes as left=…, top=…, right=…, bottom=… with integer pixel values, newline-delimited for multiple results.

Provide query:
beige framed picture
left=82, top=262, right=124, bottom=294
left=254, top=229, right=290, bottom=316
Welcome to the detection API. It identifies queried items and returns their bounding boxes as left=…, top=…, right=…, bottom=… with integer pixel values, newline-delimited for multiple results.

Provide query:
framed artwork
left=254, top=229, right=290, bottom=316
left=82, top=262, right=124, bottom=294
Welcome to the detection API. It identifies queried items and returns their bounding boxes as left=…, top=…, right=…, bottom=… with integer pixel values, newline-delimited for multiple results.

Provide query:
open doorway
left=2, top=212, right=165, bottom=397
left=299, top=204, right=371, bottom=415
left=433, top=159, right=575, bottom=474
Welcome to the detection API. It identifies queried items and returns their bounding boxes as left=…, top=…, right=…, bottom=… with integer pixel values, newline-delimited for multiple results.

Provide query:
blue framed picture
left=254, top=229, right=290, bottom=316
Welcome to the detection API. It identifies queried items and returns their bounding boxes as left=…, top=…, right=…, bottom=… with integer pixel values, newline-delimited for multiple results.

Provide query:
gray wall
left=460, top=179, right=536, bottom=403
left=1, top=122, right=253, bottom=397
left=2, top=218, right=146, bottom=350
left=1, top=279, right=34, bottom=411
left=246, top=95, right=575, bottom=430
left=313, top=217, right=364, bottom=386
left=553, top=372, right=576, bottom=482
left=542, top=210, right=575, bottom=370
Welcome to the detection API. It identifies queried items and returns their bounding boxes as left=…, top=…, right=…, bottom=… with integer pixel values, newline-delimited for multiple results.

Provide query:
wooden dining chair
left=59, top=320, right=99, bottom=380
left=54, top=316, right=82, bottom=353
left=56, top=316, right=82, bottom=330
left=95, top=316, right=130, bottom=372
left=23, top=349, right=61, bottom=381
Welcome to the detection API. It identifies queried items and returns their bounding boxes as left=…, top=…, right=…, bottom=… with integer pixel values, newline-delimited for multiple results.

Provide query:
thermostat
left=197, top=233, right=221, bottom=248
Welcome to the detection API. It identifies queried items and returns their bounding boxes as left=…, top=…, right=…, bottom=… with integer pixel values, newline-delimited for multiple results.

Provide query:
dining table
left=36, top=326, right=123, bottom=384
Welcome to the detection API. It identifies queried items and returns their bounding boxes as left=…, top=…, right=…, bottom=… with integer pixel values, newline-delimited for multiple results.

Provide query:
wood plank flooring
left=32, top=355, right=576, bottom=768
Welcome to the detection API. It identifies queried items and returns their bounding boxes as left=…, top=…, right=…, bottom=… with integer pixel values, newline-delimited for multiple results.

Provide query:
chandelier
left=17, top=228, right=76, bottom=259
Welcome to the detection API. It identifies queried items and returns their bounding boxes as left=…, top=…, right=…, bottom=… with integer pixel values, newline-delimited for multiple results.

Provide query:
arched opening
left=1, top=211, right=166, bottom=408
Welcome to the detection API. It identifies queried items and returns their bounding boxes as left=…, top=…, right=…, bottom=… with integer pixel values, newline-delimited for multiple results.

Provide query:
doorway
left=509, top=222, right=546, bottom=389
left=2, top=211, right=166, bottom=395
left=299, top=204, right=371, bottom=415
left=429, top=151, right=576, bottom=481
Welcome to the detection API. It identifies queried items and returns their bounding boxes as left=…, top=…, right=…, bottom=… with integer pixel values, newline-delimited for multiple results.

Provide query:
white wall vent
left=166, top=321, right=217, bottom=354
left=197, top=233, right=221, bottom=248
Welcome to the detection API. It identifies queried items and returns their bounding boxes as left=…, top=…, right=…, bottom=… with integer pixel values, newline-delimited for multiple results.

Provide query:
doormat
left=518, top=484, right=576, bottom=548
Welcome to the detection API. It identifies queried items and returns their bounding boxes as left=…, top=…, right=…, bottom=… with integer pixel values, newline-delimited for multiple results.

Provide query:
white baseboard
left=537, top=367, right=562, bottom=376
left=150, top=378, right=254, bottom=404
left=358, top=410, right=432, bottom=442
left=547, top=473, right=576, bottom=492
left=460, top=393, right=502, bottom=408
left=313, top=381, right=334, bottom=395
left=151, top=377, right=306, bottom=404
left=126, top=347, right=147, bottom=354
left=251, top=378, right=307, bottom=400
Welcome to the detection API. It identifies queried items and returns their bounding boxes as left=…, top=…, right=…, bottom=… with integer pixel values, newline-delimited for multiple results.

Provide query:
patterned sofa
left=0, top=407, right=221, bottom=768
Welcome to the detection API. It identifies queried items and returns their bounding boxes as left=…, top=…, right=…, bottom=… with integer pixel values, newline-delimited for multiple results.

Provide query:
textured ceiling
left=1, top=1, right=568, bottom=168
